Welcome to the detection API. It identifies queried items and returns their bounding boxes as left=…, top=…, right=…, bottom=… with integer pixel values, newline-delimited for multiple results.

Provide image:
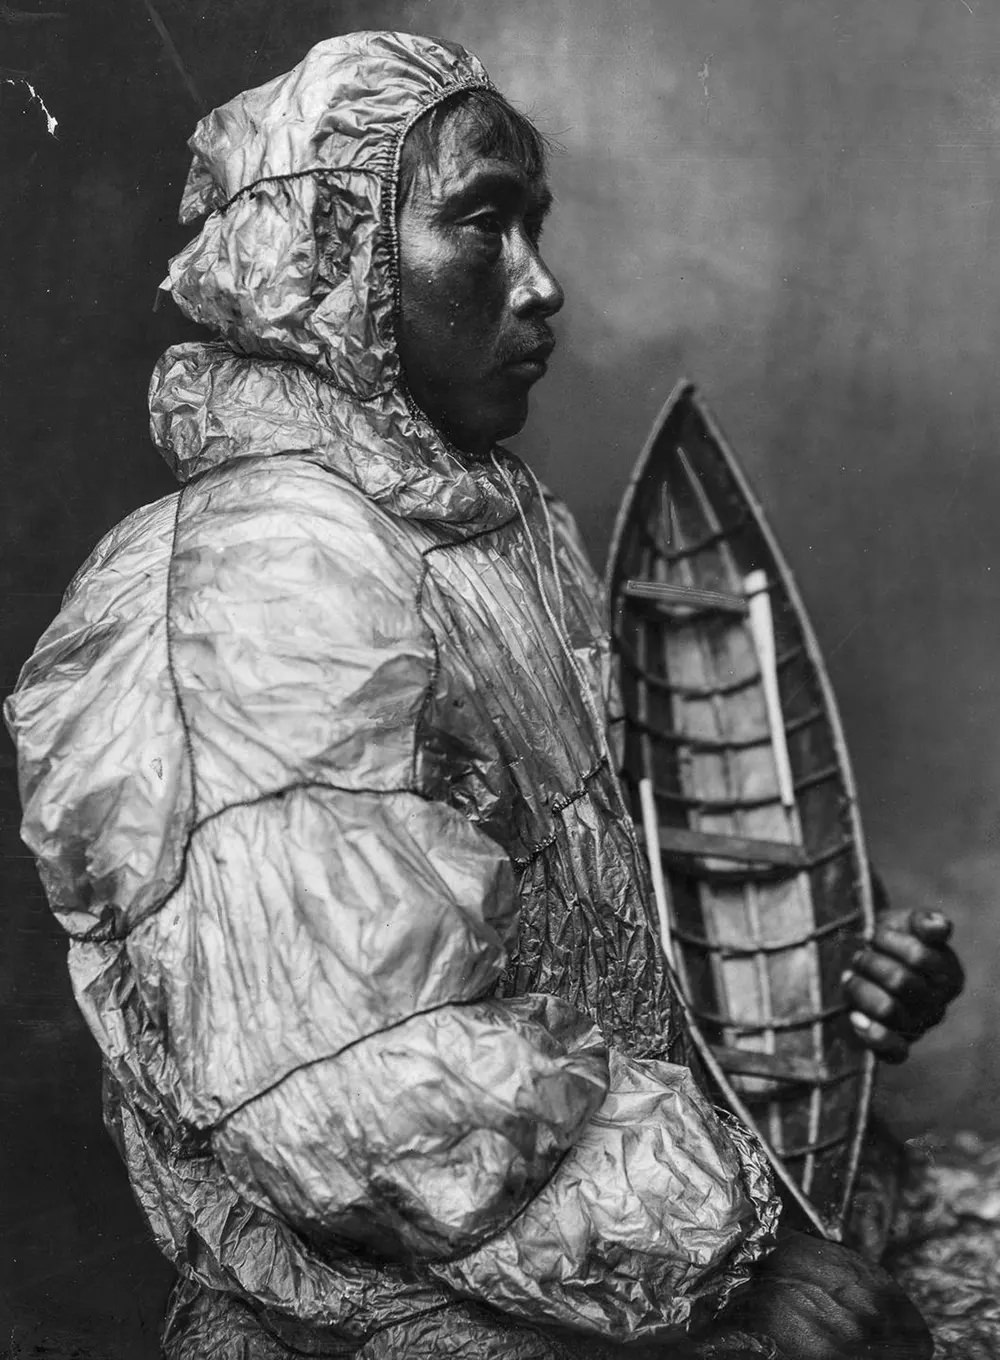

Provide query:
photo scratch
left=137, top=0, right=204, bottom=111
left=699, top=54, right=712, bottom=114
left=1, top=76, right=58, bottom=135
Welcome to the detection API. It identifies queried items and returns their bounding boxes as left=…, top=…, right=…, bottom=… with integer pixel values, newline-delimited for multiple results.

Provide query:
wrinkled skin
left=396, top=104, right=564, bottom=455
left=845, top=908, right=964, bottom=1063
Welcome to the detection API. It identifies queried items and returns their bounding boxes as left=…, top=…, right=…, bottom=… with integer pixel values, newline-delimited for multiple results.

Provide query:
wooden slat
left=621, top=765, right=842, bottom=816
left=626, top=706, right=825, bottom=753
left=778, top=1128, right=853, bottom=1161
left=690, top=1000, right=849, bottom=1035
left=615, top=633, right=806, bottom=700
left=670, top=906, right=865, bottom=957
left=711, top=1045, right=828, bottom=1085
left=645, top=824, right=808, bottom=867
left=623, top=578, right=749, bottom=616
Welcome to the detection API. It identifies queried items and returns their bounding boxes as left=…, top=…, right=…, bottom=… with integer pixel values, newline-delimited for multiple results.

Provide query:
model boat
left=605, top=381, right=876, bottom=1238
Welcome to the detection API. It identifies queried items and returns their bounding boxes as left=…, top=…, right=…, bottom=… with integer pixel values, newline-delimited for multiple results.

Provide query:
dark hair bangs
left=398, top=88, right=549, bottom=202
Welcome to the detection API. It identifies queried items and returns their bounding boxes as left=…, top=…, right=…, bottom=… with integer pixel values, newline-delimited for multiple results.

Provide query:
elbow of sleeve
left=428, top=1051, right=781, bottom=1344
left=211, top=993, right=609, bottom=1265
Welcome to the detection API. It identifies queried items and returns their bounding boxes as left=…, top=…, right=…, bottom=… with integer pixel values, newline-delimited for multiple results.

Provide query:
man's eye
left=466, top=213, right=503, bottom=236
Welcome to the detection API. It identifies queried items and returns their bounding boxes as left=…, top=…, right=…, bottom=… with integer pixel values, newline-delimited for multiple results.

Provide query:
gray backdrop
left=2, top=0, right=997, bottom=1351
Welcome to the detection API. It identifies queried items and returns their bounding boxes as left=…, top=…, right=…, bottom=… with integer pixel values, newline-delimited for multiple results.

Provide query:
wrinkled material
left=5, top=30, right=780, bottom=1358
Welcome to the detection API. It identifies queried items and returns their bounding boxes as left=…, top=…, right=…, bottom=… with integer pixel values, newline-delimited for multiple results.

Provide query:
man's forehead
left=419, top=116, right=551, bottom=205
left=405, top=96, right=550, bottom=206
left=440, top=154, right=552, bottom=209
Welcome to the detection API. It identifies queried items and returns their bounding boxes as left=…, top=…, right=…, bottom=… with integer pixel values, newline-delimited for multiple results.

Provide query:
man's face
left=395, top=106, right=564, bottom=457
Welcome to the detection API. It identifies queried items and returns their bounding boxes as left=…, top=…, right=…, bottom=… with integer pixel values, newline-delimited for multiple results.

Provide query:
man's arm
left=7, top=475, right=778, bottom=1348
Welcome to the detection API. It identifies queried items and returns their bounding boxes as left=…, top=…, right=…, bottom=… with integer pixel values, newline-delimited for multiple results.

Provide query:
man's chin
left=431, top=392, right=531, bottom=457
left=489, top=393, right=532, bottom=446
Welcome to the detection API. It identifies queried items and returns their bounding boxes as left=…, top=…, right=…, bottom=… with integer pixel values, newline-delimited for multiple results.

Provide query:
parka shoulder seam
left=114, top=472, right=443, bottom=952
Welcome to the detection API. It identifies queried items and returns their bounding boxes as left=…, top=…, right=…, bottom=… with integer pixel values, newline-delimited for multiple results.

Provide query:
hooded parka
left=5, top=32, right=780, bottom=1359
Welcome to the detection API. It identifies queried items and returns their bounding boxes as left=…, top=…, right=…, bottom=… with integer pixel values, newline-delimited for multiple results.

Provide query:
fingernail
left=850, top=1010, right=872, bottom=1031
left=841, top=969, right=854, bottom=988
left=925, top=911, right=946, bottom=927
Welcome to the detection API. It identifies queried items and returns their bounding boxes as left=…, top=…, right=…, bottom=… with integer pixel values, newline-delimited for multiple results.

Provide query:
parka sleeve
left=6, top=466, right=777, bottom=1346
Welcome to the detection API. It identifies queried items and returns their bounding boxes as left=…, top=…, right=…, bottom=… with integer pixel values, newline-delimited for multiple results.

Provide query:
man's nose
left=510, top=239, right=565, bottom=319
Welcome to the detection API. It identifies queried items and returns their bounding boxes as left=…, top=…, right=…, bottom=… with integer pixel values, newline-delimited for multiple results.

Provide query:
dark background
left=2, top=1, right=999, bottom=1353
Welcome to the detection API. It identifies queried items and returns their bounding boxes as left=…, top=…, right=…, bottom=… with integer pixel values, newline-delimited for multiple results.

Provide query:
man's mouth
left=504, top=338, right=556, bottom=380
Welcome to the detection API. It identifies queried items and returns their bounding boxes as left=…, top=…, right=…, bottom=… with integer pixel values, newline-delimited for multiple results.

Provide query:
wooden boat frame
left=605, top=380, right=877, bottom=1239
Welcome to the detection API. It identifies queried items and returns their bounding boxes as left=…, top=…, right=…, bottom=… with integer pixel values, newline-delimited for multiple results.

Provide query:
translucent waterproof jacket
left=6, top=32, right=779, bottom=1360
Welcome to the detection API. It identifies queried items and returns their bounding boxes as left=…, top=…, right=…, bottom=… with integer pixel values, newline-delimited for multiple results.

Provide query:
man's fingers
left=909, top=910, right=953, bottom=946
left=848, top=948, right=926, bottom=1005
left=848, top=1010, right=910, bottom=1063
left=864, top=927, right=964, bottom=998
left=841, top=971, right=920, bottom=1036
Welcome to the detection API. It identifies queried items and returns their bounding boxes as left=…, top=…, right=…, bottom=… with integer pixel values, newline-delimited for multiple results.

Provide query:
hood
left=152, top=31, right=532, bottom=527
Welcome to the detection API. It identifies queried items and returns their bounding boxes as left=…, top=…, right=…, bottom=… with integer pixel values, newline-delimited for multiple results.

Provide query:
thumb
left=910, top=910, right=952, bottom=946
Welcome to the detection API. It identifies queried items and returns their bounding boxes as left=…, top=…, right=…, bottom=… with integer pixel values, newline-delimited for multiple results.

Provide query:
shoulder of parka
left=7, top=455, right=439, bottom=940
left=170, top=454, right=437, bottom=818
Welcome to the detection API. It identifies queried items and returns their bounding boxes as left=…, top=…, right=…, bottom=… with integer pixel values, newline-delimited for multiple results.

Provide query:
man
left=5, top=31, right=961, bottom=1360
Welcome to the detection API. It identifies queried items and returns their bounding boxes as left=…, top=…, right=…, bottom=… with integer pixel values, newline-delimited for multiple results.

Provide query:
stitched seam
left=211, top=1292, right=356, bottom=1360
left=432, top=1142, right=576, bottom=1268
left=216, top=166, right=381, bottom=215
left=189, top=778, right=429, bottom=842
left=197, top=179, right=400, bottom=407
left=244, top=1299, right=468, bottom=1358
left=212, top=989, right=494, bottom=1129
left=73, top=779, right=430, bottom=946
left=108, top=485, right=207, bottom=955
left=380, top=77, right=495, bottom=418
left=511, top=761, right=607, bottom=870
left=360, top=1302, right=466, bottom=1350
left=430, top=503, right=523, bottom=550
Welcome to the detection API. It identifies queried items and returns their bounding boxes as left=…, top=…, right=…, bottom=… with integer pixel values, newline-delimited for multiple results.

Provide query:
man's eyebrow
left=441, top=165, right=553, bottom=215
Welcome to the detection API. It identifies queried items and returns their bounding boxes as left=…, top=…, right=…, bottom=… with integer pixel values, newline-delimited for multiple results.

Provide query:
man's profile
left=4, top=30, right=961, bottom=1359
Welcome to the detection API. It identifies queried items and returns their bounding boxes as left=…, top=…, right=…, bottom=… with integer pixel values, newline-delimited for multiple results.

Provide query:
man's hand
left=841, top=909, right=964, bottom=1063
left=723, top=1228, right=933, bottom=1359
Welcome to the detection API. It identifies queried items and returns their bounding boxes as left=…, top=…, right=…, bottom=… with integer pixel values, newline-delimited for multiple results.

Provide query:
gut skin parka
left=5, top=31, right=780, bottom=1360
